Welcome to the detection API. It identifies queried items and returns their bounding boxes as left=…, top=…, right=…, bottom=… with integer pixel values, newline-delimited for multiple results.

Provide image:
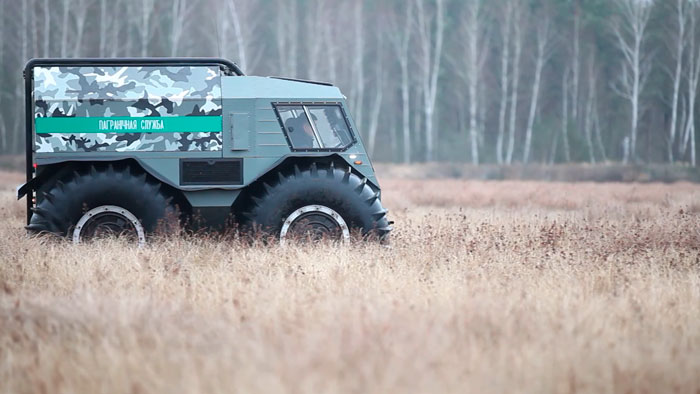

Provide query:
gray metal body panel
left=31, top=70, right=379, bottom=210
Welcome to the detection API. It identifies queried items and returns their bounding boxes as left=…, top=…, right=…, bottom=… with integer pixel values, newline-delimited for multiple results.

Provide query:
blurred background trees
left=0, top=0, right=698, bottom=166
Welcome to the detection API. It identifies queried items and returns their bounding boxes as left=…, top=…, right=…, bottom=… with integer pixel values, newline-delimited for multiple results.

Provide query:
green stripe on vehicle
left=35, top=116, right=222, bottom=134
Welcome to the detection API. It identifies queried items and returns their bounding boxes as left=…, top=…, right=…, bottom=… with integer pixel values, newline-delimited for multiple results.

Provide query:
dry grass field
left=0, top=169, right=699, bottom=393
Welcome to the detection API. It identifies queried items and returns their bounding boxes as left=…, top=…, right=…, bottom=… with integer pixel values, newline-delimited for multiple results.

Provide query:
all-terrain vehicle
left=17, top=58, right=392, bottom=244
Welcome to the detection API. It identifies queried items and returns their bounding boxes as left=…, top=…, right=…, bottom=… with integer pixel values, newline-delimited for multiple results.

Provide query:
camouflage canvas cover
left=33, top=66, right=223, bottom=153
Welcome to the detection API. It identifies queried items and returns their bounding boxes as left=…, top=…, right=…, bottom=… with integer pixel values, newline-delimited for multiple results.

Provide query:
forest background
left=0, top=0, right=698, bottom=167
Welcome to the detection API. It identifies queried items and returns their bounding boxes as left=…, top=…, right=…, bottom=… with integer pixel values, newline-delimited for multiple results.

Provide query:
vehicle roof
left=222, top=76, right=344, bottom=100
left=25, top=57, right=244, bottom=77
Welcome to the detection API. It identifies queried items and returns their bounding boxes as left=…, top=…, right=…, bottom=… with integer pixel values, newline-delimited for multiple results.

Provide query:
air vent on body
left=180, top=159, right=243, bottom=185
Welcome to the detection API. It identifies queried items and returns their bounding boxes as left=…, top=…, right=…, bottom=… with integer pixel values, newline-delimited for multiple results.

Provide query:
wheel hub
left=73, top=205, right=146, bottom=246
left=280, top=205, right=350, bottom=245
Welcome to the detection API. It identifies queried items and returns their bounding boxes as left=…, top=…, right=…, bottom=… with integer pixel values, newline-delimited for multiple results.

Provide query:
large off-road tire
left=242, top=162, right=392, bottom=243
left=27, top=165, right=176, bottom=243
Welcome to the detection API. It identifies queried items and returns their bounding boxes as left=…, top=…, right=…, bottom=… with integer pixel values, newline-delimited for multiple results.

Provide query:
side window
left=275, top=103, right=355, bottom=151
left=276, top=106, right=320, bottom=149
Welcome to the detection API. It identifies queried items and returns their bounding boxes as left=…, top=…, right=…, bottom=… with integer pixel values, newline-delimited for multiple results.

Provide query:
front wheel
left=243, top=162, right=392, bottom=243
left=280, top=204, right=351, bottom=245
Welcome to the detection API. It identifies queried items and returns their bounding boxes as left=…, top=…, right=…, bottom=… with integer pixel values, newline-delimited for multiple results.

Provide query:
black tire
left=242, top=162, right=392, bottom=241
left=27, top=164, right=176, bottom=239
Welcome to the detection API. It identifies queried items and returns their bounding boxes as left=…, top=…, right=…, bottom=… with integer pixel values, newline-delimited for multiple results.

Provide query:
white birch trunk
left=352, top=1, right=365, bottom=133
left=43, top=0, right=49, bottom=57
left=99, top=0, right=107, bottom=57
left=506, top=2, right=523, bottom=164
left=275, top=0, right=298, bottom=77
left=322, top=18, right=337, bottom=83
left=15, top=0, right=28, bottom=152
left=138, top=0, right=156, bottom=57
left=141, top=1, right=149, bottom=57
left=572, top=3, right=581, bottom=127
left=466, top=0, right=482, bottom=164
left=523, top=17, right=550, bottom=164
left=125, top=1, right=133, bottom=56
left=0, top=0, right=5, bottom=151
left=612, top=0, right=653, bottom=164
left=388, top=1, right=413, bottom=163
left=109, top=0, right=120, bottom=57
left=561, top=66, right=571, bottom=162
left=228, top=0, right=247, bottom=72
left=416, top=0, right=445, bottom=162
left=668, top=0, right=686, bottom=162
left=583, top=56, right=597, bottom=164
left=306, top=1, right=324, bottom=81
left=60, top=0, right=69, bottom=58
left=497, top=3, right=513, bottom=164
left=367, top=36, right=385, bottom=156
left=682, top=3, right=700, bottom=165
left=30, top=0, right=37, bottom=58
left=593, top=97, right=607, bottom=162
left=170, top=0, right=187, bottom=57
left=73, top=0, right=89, bottom=57
left=413, top=84, right=422, bottom=158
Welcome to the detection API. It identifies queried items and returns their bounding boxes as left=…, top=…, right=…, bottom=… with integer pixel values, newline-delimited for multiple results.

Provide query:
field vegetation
left=0, top=169, right=699, bottom=393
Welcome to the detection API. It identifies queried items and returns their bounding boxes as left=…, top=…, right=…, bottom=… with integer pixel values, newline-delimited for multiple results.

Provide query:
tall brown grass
left=0, top=170, right=699, bottom=393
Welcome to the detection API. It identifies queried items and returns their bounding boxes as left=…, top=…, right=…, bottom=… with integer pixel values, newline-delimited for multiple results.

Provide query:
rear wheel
left=242, top=162, right=392, bottom=243
left=27, top=165, right=176, bottom=244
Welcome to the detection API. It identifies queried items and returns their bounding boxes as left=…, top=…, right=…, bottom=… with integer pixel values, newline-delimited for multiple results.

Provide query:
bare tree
left=459, top=0, right=489, bottom=164
left=99, top=0, right=108, bottom=57
left=43, top=0, right=49, bottom=57
left=305, top=0, right=326, bottom=80
left=0, top=0, right=5, bottom=151
left=561, top=66, right=572, bottom=162
left=611, top=0, right=654, bottom=164
left=170, top=0, right=192, bottom=57
left=59, top=0, right=69, bottom=57
left=350, top=1, right=365, bottom=133
left=680, top=1, right=700, bottom=165
left=416, top=0, right=445, bottom=162
left=388, top=1, right=414, bottom=164
left=583, top=53, right=597, bottom=164
left=13, top=0, right=29, bottom=152
left=593, top=95, right=608, bottom=162
left=227, top=0, right=248, bottom=71
left=666, top=0, right=689, bottom=162
left=412, top=83, right=423, bottom=158
left=124, top=1, right=134, bottom=56
left=217, top=0, right=262, bottom=73
left=30, top=0, right=37, bottom=57
left=320, top=11, right=338, bottom=83
left=505, top=0, right=523, bottom=164
left=571, top=1, right=581, bottom=129
left=275, top=0, right=299, bottom=77
left=523, top=13, right=553, bottom=164
left=136, top=0, right=156, bottom=57
left=109, top=0, right=122, bottom=57
left=72, top=0, right=91, bottom=57
left=367, top=34, right=385, bottom=156
left=496, top=1, right=513, bottom=164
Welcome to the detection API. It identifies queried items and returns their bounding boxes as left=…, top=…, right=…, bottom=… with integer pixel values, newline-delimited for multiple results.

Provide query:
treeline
left=0, top=0, right=698, bottom=165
